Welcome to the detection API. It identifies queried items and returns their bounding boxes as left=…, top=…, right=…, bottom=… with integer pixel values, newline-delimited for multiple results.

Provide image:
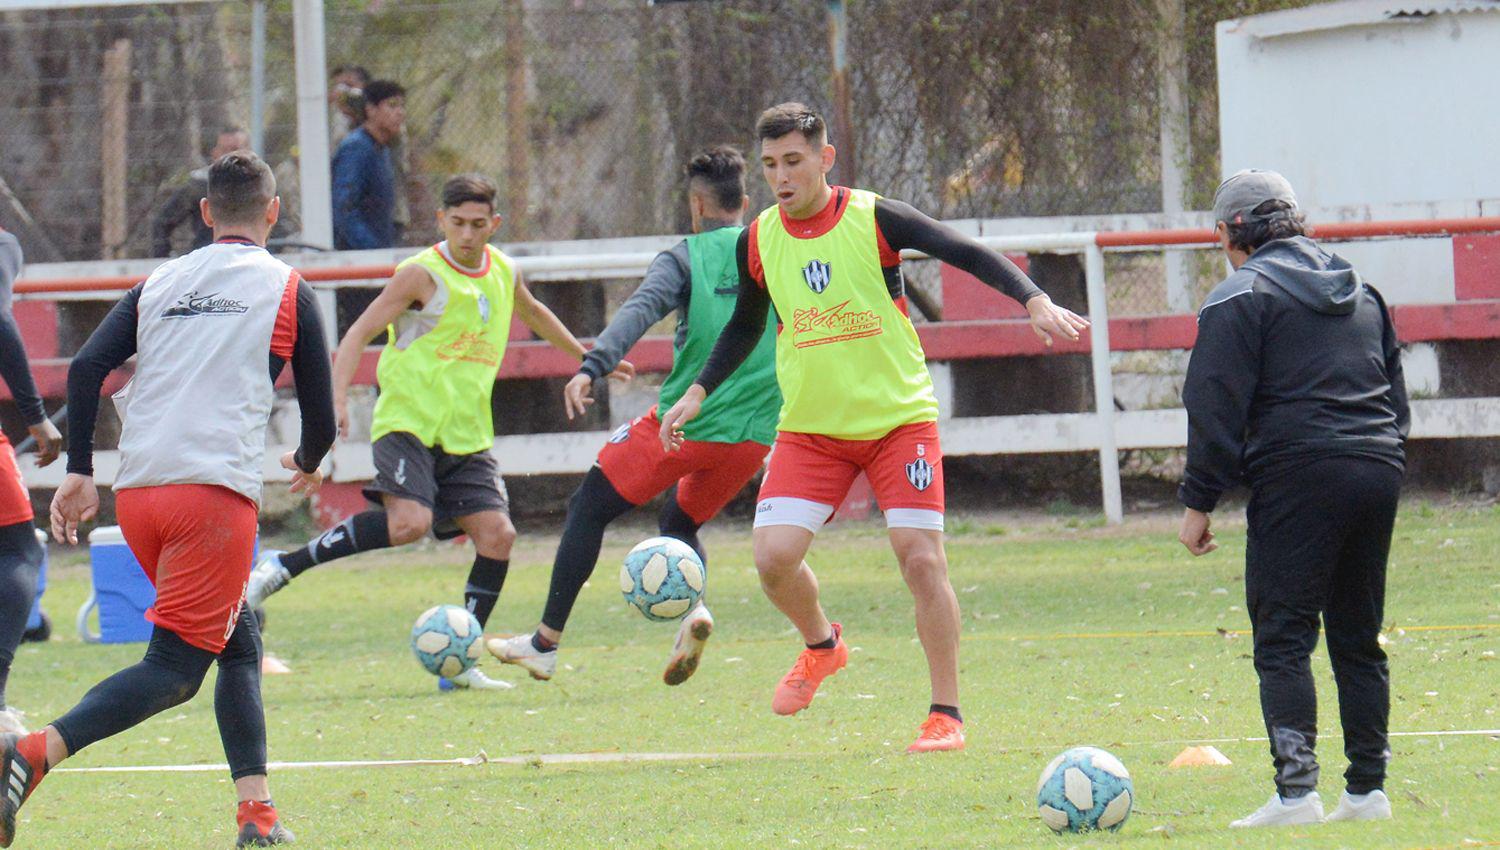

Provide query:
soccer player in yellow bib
left=246, top=173, right=630, bottom=692
left=659, top=104, right=1089, bottom=752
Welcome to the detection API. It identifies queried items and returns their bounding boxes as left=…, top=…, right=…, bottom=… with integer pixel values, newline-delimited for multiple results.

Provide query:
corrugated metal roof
left=1386, top=1, right=1500, bottom=15
left=1224, top=0, right=1500, bottom=39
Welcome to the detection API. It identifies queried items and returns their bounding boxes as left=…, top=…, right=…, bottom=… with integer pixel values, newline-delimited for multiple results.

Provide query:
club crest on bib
left=608, top=421, right=633, bottom=444
left=477, top=293, right=492, bottom=324
left=802, top=259, right=832, bottom=294
left=906, top=444, right=934, bottom=491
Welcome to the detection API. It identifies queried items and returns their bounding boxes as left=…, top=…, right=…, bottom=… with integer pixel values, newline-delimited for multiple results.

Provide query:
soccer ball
left=409, top=604, right=483, bottom=678
left=620, top=536, right=705, bottom=621
left=1036, top=746, right=1134, bottom=833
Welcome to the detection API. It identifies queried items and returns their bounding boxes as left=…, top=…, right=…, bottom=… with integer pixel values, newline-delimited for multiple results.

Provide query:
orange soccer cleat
left=771, top=623, right=848, bottom=716
left=906, top=712, right=965, bottom=753
left=236, top=800, right=295, bottom=847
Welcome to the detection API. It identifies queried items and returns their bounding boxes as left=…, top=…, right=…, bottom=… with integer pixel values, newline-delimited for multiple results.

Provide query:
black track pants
left=1245, top=455, right=1401, bottom=797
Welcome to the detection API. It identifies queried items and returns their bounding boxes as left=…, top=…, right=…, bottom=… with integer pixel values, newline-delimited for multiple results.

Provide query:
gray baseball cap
left=1213, top=169, right=1298, bottom=225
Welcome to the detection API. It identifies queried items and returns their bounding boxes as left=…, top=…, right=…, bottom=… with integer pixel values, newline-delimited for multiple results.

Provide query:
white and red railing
left=12, top=217, right=1500, bottom=522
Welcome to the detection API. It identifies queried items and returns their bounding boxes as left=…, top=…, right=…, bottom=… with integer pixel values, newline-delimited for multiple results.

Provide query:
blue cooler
left=26, top=528, right=46, bottom=632
left=78, top=525, right=157, bottom=644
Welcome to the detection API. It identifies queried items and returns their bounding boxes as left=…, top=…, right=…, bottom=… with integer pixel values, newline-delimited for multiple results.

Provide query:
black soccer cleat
left=20, top=612, right=51, bottom=644
left=235, top=820, right=295, bottom=848
left=1, top=732, right=47, bottom=848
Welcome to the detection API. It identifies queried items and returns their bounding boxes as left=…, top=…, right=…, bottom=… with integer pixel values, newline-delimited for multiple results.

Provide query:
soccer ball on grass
left=1036, top=746, right=1134, bottom=833
left=409, top=604, right=483, bottom=678
left=620, top=536, right=705, bottom=621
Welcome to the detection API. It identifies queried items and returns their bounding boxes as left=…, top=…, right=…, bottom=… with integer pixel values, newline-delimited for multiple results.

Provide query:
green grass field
left=7, top=500, right=1499, bottom=849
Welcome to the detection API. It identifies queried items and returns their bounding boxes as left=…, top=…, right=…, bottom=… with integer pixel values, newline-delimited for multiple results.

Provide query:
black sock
left=531, top=632, right=556, bottom=652
left=657, top=489, right=707, bottom=567
left=464, top=556, right=508, bottom=630
left=806, top=634, right=838, bottom=650
left=215, top=607, right=267, bottom=779
left=539, top=468, right=636, bottom=633
left=50, top=626, right=215, bottom=756
left=282, top=511, right=393, bottom=577
left=929, top=703, right=962, bottom=723
left=0, top=521, right=43, bottom=707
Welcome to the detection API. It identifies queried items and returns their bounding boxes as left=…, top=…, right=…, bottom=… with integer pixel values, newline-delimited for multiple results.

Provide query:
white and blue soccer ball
left=409, top=604, right=483, bottom=678
left=620, top=536, right=705, bottom=621
left=1036, top=746, right=1134, bottom=833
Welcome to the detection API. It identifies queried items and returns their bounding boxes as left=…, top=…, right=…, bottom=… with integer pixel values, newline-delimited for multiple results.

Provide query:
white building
left=1217, top=0, right=1500, bottom=305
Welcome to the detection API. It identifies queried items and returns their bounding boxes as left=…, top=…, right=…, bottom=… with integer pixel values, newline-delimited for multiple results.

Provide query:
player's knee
left=897, top=549, right=947, bottom=584
left=468, top=515, right=516, bottom=556
left=753, top=543, right=802, bottom=582
left=168, top=671, right=205, bottom=704
left=387, top=508, right=433, bottom=545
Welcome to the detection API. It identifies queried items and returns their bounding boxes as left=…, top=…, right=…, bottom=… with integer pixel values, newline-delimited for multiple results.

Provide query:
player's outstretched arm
left=873, top=199, right=1090, bottom=346
left=329, top=264, right=435, bottom=437
left=567, top=248, right=687, bottom=419
left=0, top=235, right=59, bottom=464
left=515, top=272, right=634, bottom=383
left=659, top=229, right=768, bottom=451
left=54, top=283, right=142, bottom=542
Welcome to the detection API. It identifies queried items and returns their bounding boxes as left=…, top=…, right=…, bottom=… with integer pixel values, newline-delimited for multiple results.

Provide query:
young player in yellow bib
left=246, top=173, right=630, bottom=691
left=659, top=104, right=1089, bottom=752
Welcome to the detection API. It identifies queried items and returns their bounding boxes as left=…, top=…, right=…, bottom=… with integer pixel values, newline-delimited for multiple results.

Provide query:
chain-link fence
left=0, top=0, right=1310, bottom=263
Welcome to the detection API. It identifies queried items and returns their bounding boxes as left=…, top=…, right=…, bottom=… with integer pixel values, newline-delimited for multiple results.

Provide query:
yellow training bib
left=755, top=188, right=938, bottom=439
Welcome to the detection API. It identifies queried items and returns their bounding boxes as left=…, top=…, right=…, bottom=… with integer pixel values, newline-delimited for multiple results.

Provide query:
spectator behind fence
left=149, top=127, right=248, bottom=258
left=331, top=80, right=405, bottom=251
left=328, top=64, right=370, bottom=151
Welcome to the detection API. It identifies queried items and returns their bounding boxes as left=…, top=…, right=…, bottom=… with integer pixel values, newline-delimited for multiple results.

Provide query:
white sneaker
left=1230, top=792, right=1324, bottom=828
left=1326, top=789, right=1391, bottom=822
left=0, top=707, right=26, bottom=735
left=486, top=632, right=557, bottom=681
left=663, top=604, right=714, bottom=686
left=246, top=552, right=292, bottom=609
left=440, top=666, right=514, bottom=691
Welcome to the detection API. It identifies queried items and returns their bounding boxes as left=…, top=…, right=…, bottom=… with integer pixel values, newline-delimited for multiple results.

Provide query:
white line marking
left=54, top=751, right=784, bottom=775
left=47, top=729, right=1500, bottom=776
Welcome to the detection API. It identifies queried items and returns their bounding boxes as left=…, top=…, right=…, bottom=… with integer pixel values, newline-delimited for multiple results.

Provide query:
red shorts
left=756, top=420, right=944, bottom=532
left=597, top=409, right=770, bottom=524
left=115, top=484, right=259, bottom=653
left=0, top=432, right=34, bottom=526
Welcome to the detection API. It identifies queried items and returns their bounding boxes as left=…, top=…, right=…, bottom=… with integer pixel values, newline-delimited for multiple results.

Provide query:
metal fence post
left=250, top=0, right=266, bottom=155
left=1084, top=242, right=1124, bottom=524
left=292, top=0, right=333, bottom=256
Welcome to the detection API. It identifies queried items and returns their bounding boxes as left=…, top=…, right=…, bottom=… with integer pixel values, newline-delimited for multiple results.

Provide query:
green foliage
left=11, top=503, right=1498, bottom=847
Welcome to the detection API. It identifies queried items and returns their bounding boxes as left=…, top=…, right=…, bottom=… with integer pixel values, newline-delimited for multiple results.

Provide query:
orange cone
left=1168, top=745, right=1232, bottom=768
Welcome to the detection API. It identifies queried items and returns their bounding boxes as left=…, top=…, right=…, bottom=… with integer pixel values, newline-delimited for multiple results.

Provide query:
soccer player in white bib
left=2, top=151, right=335, bottom=847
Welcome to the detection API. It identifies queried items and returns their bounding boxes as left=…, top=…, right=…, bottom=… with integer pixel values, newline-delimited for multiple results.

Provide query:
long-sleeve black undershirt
left=694, top=196, right=1046, bottom=395
left=0, top=232, right=46, bottom=426
left=65, top=280, right=336, bottom=477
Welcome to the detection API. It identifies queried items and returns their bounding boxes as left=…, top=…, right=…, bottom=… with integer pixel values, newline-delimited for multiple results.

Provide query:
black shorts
left=363, top=432, right=510, bottom=540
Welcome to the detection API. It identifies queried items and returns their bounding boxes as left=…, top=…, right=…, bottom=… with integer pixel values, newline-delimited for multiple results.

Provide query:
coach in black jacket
left=1178, top=170, right=1408, bottom=829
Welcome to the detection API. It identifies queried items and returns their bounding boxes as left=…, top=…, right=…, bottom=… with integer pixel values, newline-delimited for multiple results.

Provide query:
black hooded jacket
left=1178, top=236, right=1409, bottom=512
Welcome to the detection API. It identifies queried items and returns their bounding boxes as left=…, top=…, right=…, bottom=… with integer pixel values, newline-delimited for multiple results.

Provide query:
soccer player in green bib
left=246, top=173, right=629, bottom=691
left=489, top=146, right=779, bottom=686
left=660, top=104, right=1089, bottom=752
